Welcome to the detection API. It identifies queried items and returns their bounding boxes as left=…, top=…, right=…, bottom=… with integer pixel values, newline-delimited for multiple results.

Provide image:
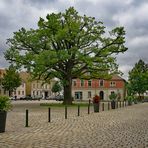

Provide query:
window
left=111, top=91, right=115, bottom=95
left=75, top=92, right=83, bottom=100
left=73, top=81, right=76, bottom=86
left=110, top=81, right=116, bottom=87
left=99, top=80, right=104, bottom=87
left=18, top=91, right=20, bottom=95
left=45, top=84, right=48, bottom=89
left=33, top=84, right=35, bottom=88
left=88, top=80, right=91, bottom=87
left=88, top=91, right=91, bottom=98
left=81, top=80, right=84, bottom=87
left=22, top=91, right=24, bottom=95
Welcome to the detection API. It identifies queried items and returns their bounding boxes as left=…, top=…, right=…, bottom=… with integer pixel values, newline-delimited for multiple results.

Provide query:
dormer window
left=110, top=81, right=116, bottom=87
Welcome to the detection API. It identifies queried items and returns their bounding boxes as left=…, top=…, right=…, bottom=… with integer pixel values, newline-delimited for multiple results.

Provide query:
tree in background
left=5, top=7, right=127, bottom=104
left=128, top=59, right=148, bottom=99
left=51, top=81, right=62, bottom=95
left=2, top=65, right=21, bottom=96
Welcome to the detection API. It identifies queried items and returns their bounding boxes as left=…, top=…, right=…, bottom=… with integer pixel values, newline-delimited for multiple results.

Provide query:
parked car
left=142, top=98, right=148, bottom=103
left=32, top=96, right=42, bottom=100
left=9, top=96, right=15, bottom=100
left=46, top=95, right=55, bottom=100
left=55, top=95, right=64, bottom=101
left=20, top=95, right=32, bottom=100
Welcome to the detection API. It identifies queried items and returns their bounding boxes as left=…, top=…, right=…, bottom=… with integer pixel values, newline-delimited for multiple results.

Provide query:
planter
left=93, top=103, right=99, bottom=112
left=0, top=111, right=7, bottom=133
left=111, top=100, right=116, bottom=109
left=128, top=101, right=132, bottom=106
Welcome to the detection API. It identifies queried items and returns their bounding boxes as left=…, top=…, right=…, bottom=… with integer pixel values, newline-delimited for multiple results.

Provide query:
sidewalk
left=0, top=102, right=148, bottom=148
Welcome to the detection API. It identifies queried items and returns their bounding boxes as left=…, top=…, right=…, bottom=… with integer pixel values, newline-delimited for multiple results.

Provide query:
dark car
left=55, top=95, right=64, bottom=101
left=32, top=96, right=42, bottom=100
left=20, top=95, right=32, bottom=100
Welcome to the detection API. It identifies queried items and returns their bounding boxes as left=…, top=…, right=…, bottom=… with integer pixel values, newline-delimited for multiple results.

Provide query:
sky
left=0, top=0, right=148, bottom=79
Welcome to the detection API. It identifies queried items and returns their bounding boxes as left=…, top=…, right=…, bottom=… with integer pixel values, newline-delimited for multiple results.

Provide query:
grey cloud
left=131, top=0, right=148, bottom=6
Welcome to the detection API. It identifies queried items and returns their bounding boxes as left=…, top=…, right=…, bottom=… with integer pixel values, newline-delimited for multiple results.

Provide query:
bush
left=0, top=96, right=12, bottom=111
left=109, top=93, right=117, bottom=101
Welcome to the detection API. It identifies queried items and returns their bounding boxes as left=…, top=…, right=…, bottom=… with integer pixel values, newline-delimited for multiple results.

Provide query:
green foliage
left=109, top=93, right=117, bottom=100
left=126, top=95, right=133, bottom=101
left=51, top=81, right=62, bottom=94
left=0, top=96, right=12, bottom=111
left=128, top=59, right=148, bottom=97
left=1, top=65, right=22, bottom=95
left=5, top=7, right=127, bottom=104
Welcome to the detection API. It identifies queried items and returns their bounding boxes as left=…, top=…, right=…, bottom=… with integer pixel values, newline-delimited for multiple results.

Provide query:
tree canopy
left=5, top=7, right=127, bottom=104
left=128, top=59, right=148, bottom=98
left=1, top=65, right=22, bottom=96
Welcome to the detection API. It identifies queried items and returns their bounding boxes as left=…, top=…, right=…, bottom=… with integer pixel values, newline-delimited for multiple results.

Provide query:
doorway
left=100, top=91, right=104, bottom=100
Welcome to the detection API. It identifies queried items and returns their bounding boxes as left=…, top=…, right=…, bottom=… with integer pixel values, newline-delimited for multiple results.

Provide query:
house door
left=45, top=91, right=48, bottom=99
left=100, top=91, right=104, bottom=100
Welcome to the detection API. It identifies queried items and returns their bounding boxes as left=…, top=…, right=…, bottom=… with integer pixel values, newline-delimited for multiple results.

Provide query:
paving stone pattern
left=0, top=101, right=148, bottom=148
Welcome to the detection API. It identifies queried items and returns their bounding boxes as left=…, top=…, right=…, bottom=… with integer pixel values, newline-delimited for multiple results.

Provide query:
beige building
left=31, top=80, right=55, bottom=99
left=12, top=82, right=26, bottom=99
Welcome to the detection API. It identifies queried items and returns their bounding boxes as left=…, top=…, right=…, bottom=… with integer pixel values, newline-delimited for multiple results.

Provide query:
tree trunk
left=138, top=93, right=141, bottom=100
left=63, top=78, right=73, bottom=105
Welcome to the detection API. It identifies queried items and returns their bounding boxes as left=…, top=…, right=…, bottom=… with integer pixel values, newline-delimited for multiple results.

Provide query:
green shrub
left=0, top=96, right=12, bottom=111
left=109, top=93, right=117, bottom=101
left=126, top=95, right=133, bottom=102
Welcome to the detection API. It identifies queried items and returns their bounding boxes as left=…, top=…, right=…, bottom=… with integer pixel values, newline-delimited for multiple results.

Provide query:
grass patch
left=40, top=102, right=91, bottom=107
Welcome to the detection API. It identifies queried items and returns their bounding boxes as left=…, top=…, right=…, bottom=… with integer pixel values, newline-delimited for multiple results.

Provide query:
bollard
left=102, top=103, right=104, bottom=111
left=116, top=101, right=118, bottom=108
left=120, top=101, right=121, bottom=108
left=125, top=101, right=126, bottom=106
left=108, top=102, right=110, bottom=110
left=65, top=106, right=67, bottom=119
left=122, top=101, right=124, bottom=107
left=48, top=107, right=51, bottom=122
left=25, top=109, right=29, bottom=127
left=89, top=99, right=91, bottom=106
left=88, top=104, right=90, bottom=114
left=78, top=105, right=80, bottom=116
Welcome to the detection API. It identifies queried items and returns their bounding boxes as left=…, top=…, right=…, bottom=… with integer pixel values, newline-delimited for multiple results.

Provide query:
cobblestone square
left=0, top=101, right=148, bottom=148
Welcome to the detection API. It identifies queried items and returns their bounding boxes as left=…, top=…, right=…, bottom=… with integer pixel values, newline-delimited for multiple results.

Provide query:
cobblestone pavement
left=0, top=101, right=148, bottom=148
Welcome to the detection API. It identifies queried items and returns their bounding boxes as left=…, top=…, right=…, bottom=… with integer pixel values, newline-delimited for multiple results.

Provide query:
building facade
left=31, top=80, right=55, bottom=99
left=12, top=81, right=26, bottom=99
left=72, top=75, right=126, bottom=101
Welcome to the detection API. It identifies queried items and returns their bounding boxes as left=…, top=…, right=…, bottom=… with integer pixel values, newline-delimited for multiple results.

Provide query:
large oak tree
left=5, top=7, right=127, bottom=104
